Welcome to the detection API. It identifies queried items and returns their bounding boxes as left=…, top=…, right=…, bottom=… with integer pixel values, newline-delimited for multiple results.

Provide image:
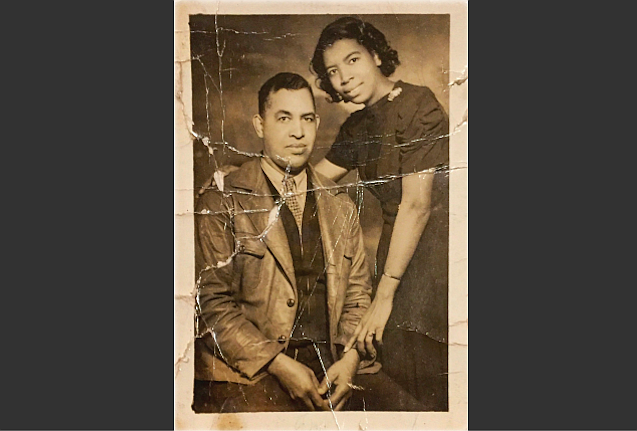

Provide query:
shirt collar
left=260, top=158, right=307, bottom=196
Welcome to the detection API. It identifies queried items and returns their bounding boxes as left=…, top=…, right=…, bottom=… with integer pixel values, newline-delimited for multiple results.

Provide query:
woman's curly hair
left=310, top=17, right=400, bottom=103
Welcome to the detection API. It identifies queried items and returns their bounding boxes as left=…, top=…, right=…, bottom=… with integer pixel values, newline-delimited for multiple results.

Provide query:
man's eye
left=304, top=117, right=315, bottom=122
left=278, top=117, right=290, bottom=122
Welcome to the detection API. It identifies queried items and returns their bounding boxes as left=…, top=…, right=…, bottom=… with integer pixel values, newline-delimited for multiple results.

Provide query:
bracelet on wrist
left=382, top=272, right=401, bottom=281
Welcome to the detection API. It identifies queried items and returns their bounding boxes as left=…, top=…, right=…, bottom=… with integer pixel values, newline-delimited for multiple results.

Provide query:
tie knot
left=283, top=178, right=296, bottom=195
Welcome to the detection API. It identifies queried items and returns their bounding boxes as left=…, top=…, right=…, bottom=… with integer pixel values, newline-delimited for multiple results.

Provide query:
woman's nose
left=340, top=72, right=352, bottom=86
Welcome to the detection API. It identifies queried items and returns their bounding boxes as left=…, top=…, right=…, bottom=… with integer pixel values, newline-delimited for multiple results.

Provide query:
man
left=193, top=72, right=423, bottom=413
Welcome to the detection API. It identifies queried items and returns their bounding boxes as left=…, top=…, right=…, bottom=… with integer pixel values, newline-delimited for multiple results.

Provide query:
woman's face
left=323, top=38, right=387, bottom=106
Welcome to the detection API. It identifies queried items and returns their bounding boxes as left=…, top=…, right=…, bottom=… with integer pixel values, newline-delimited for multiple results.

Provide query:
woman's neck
left=365, top=77, right=396, bottom=107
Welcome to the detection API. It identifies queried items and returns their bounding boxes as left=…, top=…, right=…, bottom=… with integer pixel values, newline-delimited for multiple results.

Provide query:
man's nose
left=289, top=119, right=305, bottom=139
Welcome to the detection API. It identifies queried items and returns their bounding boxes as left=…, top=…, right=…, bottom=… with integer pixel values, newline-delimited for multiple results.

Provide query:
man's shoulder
left=223, top=159, right=262, bottom=187
left=198, top=160, right=261, bottom=201
left=196, top=185, right=225, bottom=213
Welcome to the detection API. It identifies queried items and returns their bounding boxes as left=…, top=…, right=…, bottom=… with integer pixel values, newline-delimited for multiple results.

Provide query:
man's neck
left=261, top=156, right=306, bottom=177
left=260, top=158, right=307, bottom=185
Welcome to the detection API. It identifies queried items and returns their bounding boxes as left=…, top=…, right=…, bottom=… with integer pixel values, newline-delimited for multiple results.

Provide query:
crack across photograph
left=182, top=13, right=465, bottom=415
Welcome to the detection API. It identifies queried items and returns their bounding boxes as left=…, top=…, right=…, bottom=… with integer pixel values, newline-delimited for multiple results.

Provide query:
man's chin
left=273, top=158, right=309, bottom=174
left=287, top=163, right=309, bottom=175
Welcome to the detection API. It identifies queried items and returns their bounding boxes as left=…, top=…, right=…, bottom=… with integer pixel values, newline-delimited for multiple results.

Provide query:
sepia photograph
left=175, top=2, right=467, bottom=429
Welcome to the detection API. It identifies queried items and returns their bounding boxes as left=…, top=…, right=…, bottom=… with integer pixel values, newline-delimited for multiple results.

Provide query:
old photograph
left=175, top=2, right=467, bottom=429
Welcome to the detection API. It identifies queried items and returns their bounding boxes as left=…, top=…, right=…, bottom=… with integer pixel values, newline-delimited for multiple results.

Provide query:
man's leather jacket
left=194, top=159, right=374, bottom=384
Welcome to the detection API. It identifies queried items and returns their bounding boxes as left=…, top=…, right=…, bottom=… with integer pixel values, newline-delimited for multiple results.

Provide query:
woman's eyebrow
left=325, top=50, right=361, bottom=69
left=343, top=51, right=362, bottom=62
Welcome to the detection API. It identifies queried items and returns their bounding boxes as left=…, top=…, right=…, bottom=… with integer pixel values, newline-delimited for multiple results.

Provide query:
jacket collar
left=227, top=159, right=347, bottom=290
left=230, top=158, right=340, bottom=197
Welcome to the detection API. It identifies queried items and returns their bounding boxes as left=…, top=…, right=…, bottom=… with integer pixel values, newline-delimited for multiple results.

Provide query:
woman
left=310, top=17, right=450, bottom=411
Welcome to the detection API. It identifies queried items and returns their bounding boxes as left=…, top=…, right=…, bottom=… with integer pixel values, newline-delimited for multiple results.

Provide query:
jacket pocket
left=235, top=235, right=267, bottom=292
left=236, top=236, right=266, bottom=258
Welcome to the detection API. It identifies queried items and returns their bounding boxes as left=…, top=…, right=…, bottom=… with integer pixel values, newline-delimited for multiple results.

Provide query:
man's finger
left=308, top=389, right=328, bottom=411
left=318, top=379, right=328, bottom=396
left=301, top=395, right=316, bottom=411
left=334, top=394, right=351, bottom=411
left=310, top=372, right=321, bottom=389
left=328, top=384, right=349, bottom=408
left=319, top=367, right=336, bottom=395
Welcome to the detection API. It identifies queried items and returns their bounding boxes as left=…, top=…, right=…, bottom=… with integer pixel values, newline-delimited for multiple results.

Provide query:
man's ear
left=252, top=114, right=264, bottom=138
left=314, top=114, right=321, bottom=130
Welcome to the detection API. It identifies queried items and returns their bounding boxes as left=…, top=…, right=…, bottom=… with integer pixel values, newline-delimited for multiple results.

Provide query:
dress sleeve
left=324, top=119, right=357, bottom=171
left=396, top=87, right=450, bottom=174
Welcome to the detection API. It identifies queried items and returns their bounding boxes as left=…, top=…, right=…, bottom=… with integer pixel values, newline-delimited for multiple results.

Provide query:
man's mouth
left=287, top=144, right=307, bottom=154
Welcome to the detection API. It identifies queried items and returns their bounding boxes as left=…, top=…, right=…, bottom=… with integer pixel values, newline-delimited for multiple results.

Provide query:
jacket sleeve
left=195, top=191, right=284, bottom=379
left=333, top=200, right=373, bottom=347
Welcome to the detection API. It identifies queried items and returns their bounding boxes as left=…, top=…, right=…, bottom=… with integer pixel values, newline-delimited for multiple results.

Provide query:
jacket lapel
left=230, top=160, right=296, bottom=291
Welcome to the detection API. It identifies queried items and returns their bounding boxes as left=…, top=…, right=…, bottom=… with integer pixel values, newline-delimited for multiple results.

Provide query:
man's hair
left=258, top=72, right=315, bottom=116
left=310, top=17, right=400, bottom=103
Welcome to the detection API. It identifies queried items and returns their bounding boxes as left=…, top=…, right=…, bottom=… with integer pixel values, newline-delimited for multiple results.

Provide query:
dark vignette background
left=189, top=13, right=450, bottom=265
left=4, top=2, right=634, bottom=429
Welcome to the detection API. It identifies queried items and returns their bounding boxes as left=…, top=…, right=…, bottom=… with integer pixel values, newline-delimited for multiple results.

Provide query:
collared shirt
left=260, top=158, right=307, bottom=212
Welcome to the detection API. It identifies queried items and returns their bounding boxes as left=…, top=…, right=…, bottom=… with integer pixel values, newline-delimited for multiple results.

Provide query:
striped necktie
left=283, top=178, right=303, bottom=230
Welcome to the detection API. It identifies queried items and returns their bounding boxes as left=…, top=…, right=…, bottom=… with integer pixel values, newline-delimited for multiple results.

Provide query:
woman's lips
left=344, top=83, right=362, bottom=97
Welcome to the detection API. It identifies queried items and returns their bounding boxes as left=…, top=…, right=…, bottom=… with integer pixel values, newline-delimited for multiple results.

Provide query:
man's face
left=253, top=88, right=319, bottom=174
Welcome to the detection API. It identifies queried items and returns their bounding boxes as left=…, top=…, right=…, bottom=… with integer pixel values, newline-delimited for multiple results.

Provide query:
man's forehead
left=265, top=88, right=315, bottom=113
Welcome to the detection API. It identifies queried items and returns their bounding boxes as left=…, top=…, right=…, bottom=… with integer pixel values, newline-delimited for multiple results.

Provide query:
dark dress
left=325, top=81, right=449, bottom=410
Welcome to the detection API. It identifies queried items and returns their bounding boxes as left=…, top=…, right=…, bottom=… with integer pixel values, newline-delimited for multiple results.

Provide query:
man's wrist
left=341, top=347, right=360, bottom=365
left=266, top=352, right=286, bottom=375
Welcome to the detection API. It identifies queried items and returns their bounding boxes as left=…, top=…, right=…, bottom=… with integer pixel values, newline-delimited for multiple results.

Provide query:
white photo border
left=174, top=1, right=467, bottom=428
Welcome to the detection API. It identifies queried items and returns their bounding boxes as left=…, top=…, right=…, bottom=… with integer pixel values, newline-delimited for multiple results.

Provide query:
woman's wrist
left=376, top=274, right=400, bottom=299
left=382, top=271, right=401, bottom=282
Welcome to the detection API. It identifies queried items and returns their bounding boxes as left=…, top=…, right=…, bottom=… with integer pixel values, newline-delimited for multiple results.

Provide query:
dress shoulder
left=393, top=82, right=450, bottom=174
left=394, top=83, right=445, bottom=133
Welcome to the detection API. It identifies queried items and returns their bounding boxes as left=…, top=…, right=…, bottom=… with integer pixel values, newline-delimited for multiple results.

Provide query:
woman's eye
left=327, top=69, right=337, bottom=76
left=349, top=57, right=358, bottom=64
